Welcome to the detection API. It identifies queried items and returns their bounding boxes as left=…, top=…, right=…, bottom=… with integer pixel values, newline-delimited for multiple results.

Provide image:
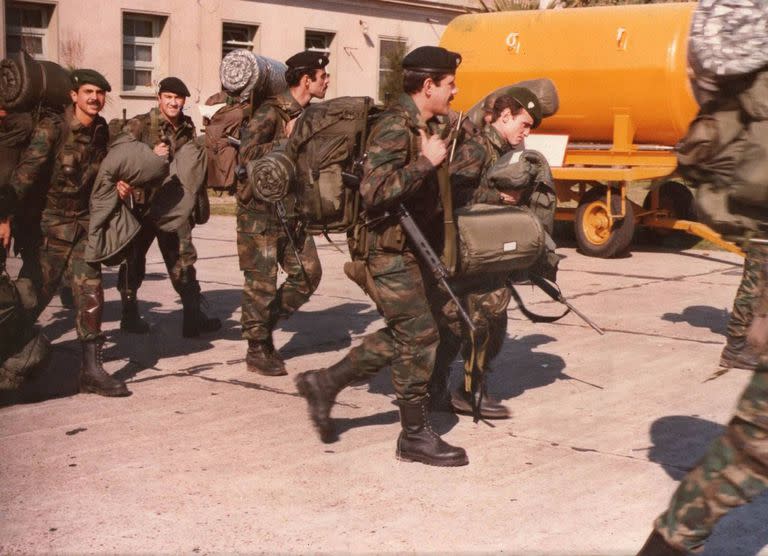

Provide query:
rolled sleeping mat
left=219, top=49, right=287, bottom=101
left=246, top=150, right=295, bottom=203
left=0, top=50, right=72, bottom=111
left=465, top=79, right=559, bottom=129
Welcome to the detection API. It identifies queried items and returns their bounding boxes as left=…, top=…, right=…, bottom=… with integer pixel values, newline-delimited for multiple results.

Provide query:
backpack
left=203, top=101, right=247, bottom=191
left=287, top=96, right=377, bottom=234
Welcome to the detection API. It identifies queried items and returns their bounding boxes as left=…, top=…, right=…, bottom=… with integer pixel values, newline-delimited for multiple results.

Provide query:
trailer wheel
left=642, top=181, right=699, bottom=248
left=575, top=187, right=635, bottom=258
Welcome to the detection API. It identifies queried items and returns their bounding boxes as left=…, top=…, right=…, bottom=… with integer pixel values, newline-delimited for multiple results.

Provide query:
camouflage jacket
left=361, top=93, right=447, bottom=251
left=124, top=107, right=196, bottom=156
left=237, top=90, right=303, bottom=218
left=449, top=125, right=511, bottom=208
left=11, top=107, right=109, bottom=238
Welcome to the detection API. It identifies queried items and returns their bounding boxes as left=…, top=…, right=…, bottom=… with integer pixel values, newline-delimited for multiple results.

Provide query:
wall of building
left=2, top=0, right=479, bottom=127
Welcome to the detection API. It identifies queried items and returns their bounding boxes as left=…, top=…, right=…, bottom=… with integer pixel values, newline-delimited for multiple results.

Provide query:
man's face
left=69, top=85, right=106, bottom=117
left=425, top=74, right=457, bottom=117
left=158, top=92, right=186, bottom=120
left=307, top=68, right=330, bottom=99
left=497, top=108, right=534, bottom=146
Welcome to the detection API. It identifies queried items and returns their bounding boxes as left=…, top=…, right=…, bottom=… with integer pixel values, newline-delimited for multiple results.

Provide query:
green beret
left=505, top=87, right=543, bottom=129
left=158, top=76, right=191, bottom=97
left=402, top=46, right=461, bottom=73
left=285, top=51, right=329, bottom=71
left=70, top=69, right=111, bottom=92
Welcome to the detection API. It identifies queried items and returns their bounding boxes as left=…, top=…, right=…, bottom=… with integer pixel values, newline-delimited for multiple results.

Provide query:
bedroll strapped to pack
left=0, top=51, right=71, bottom=111
left=287, top=96, right=377, bottom=234
left=219, top=50, right=287, bottom=102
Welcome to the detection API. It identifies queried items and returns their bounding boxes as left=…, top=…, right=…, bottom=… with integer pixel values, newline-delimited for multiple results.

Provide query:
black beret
left=505, top=87, right=543, bottom=129
left=402, top=46, right=461, bottom=73
left=70, top=69, right=111, bottom=92
left=285, top=51, right=329, bottom=71
left=158, top=76, right=191, bottom=97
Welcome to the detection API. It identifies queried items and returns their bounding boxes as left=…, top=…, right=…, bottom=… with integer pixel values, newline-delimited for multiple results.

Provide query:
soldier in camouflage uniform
left=638, top=244, right=768, bottom=555
left=236, top=51, right=328, bottom=376
left=116, top=77, right=221, bottom=338
left=429, top=88, right=555, bottom=419
left=5, top=69, right=129, bottom=397
left=295, top=46, right=469, bottom=467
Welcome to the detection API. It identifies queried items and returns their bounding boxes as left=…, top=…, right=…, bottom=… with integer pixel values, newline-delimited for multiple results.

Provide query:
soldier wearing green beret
left=234, top=51, right=329, bottom=376
left=6, top=68, right=130, bottom=397
left=115, top=76, right=221, bottom=338
left=295, top=46, right=470, bottom=467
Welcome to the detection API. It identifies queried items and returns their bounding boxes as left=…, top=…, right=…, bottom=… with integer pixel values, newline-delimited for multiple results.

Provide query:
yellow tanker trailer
left=440, top=2, right=741, bottom=258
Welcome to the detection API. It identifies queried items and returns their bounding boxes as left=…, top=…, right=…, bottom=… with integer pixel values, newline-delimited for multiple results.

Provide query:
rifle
left=227, top=135, right=307, bottom=278
left=395, top=205, right=475, bottom=334
left=509, top=274, right=605, bottom=335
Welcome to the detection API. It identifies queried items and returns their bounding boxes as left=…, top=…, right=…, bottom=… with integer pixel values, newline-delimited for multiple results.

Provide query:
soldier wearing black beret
left=295, top=46, right=471, bottom=467
left=115, top=78, right=222, bottom=339
left=233, top=49, right=330, bottom=376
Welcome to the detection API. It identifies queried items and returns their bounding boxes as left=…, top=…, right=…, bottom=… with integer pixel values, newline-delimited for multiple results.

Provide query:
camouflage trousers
left=654, top=366, right=768, bottom=552
left=33, top=223, right=102, bottom=341
left=237, top=207, right=322, bottom=343
left=344, top=249, right=447, bottom=401
left=725, top=244, right=768, bottom=344
left=118, top=217, right=199, bottom=298
left=431, top=281, right=512, bottom=394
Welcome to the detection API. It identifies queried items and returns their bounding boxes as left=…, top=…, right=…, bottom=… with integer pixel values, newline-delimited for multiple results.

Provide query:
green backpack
left=287, top=96, right=377, bottom=234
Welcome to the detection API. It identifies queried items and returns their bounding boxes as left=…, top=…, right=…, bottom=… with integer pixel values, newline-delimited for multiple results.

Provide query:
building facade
left=2, top=0, right=481, bottom=126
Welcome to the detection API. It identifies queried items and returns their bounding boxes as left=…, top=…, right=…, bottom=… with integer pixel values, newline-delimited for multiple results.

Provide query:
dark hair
left=285, top=67, right=323, bottom=87
left=402, top=69, right=451, bottom=95
left=490, top=94, right=525, bottom=123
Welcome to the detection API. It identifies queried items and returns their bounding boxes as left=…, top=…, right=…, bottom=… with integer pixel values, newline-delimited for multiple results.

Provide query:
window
left=305, top=30, right=334, bottom=57
left=5, top=2, right=52, bottom=60
left=378, top=38, right=407, bottom=103
left=222, top=22, right=258, bottom=58
left=122, top=13, right=165, bottom=92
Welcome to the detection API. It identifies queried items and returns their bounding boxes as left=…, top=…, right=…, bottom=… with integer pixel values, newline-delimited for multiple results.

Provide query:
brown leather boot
left=636, top=530, right=687, bottom=556
left=246, top=340, right=287, bottom=376
left=396, top=398, right=469, bottom=467
left=120, top=292, right=150, bottom=334
left=181, top=289, right=222, bottom=338
left=80, top=339, right=131, bottom=397
left=450, top=384, right=510, bottom=419
left=294, top=358, right=360, bottom=443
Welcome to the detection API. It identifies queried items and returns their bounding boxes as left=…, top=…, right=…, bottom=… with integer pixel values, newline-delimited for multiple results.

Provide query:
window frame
left=5, top=2, right=51, bottom=60
left=122, top=13, right=162, bottom=93
left=378, top=37, right=408, bottom=103
left=221, top=21, right=259, bottom=58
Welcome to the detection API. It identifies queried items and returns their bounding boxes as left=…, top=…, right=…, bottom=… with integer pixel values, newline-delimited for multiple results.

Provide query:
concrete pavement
left=1, top=215, right=766, bottom=555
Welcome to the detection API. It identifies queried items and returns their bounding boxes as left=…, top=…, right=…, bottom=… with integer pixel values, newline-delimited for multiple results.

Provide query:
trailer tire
left=642, top=181, right=699, bottom=248
left=575, top=187, right=635, bottom=258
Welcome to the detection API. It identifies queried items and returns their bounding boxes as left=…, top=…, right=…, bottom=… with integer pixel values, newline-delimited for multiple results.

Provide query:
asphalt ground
left=1, top=215, right=766, bottom=555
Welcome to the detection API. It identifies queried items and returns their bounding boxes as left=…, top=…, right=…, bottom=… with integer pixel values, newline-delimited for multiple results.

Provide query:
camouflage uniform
left=721, top=244, right=768, bottom=366
left=9, top=107, right=108, bottom=340
left=237, top=91, right=322, bottom=348
left=117, top=107, right=199, bottom=298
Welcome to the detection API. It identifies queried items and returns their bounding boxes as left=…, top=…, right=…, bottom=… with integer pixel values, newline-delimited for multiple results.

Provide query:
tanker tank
left=440, top=2, right=699, bottom=146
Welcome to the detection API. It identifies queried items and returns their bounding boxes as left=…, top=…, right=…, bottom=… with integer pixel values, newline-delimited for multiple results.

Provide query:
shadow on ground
left=661, top=305, right=729, bottom=335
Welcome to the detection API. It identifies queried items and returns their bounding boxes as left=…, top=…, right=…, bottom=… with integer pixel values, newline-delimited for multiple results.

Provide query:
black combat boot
left=396, top=398, right=469, bottom=467
left=719, top=338, right=759, bottom=370
left=79, top=339, right=131, bottom=397
left=636, top=530, right=687, bottom=556
left=246, top=340, right=287, bottom=376
left=450, top=383, right=510, bottom=419
left=181, top=288, right=222, bottom=338
left=295, top=357, right=360, bottom=443
left=427, top=365, right=452, bottom=413
left=120, top=292, right=150, bottom=334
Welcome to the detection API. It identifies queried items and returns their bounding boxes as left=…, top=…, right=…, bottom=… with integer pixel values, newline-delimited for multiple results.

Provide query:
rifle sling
left=509, top=284, right=571, bottom=324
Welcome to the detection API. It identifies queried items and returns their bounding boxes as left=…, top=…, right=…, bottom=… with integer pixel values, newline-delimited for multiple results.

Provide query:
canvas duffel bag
left=455, top=203, right=545, bottom=277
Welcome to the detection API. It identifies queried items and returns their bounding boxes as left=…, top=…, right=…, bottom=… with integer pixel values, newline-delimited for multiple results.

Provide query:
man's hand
left=499, top=191, right=522, bottom=205
left=419, top=129, right=448, bottom=167
left=116, top=180, right=134, bottom=201
left=0, top=218, right=11, bottom=250
left=153, top=142, right=170, bottom=158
